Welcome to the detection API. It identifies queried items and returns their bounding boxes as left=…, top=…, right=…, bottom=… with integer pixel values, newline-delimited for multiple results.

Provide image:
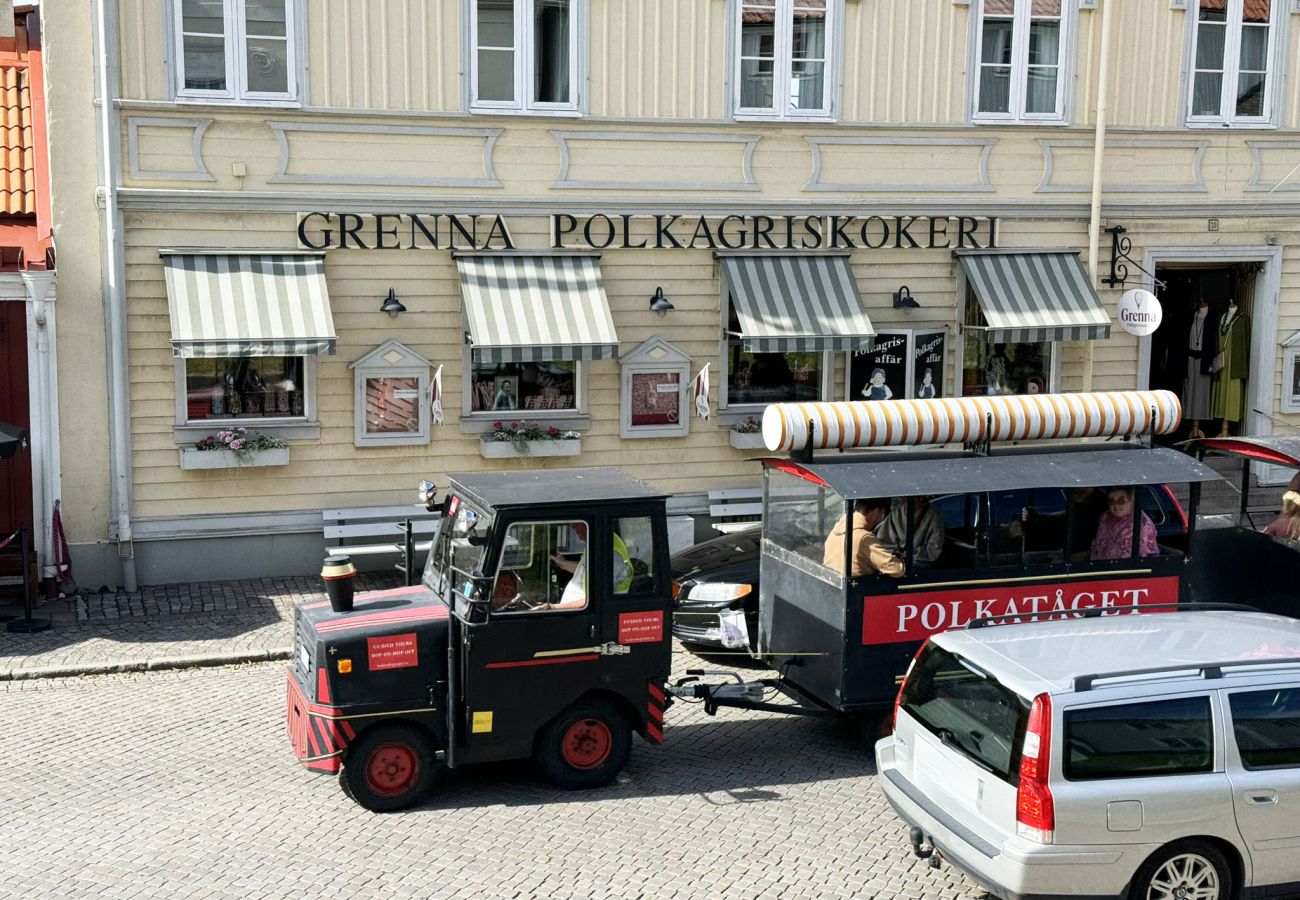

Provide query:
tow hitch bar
left=668, top=670, right=766, bottom=715
left=909, top=827, right=941, bottom=868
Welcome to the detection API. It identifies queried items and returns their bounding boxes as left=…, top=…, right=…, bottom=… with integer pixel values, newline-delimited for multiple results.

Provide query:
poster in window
left=365, top=376, right=421, bottom=434
left=630, top=372, right=681, bottom=427
left=912, top=331, right=946, bottom=400
left=848, top=333, right=909, bottom=402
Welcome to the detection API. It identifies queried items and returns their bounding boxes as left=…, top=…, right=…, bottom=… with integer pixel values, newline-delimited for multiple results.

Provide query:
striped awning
left=162, top=252, right=336, bottom=358
left=958, top=250, right=1111, bottom=343
left=720, top=255, right=874, bottom=353
left=457, top=255, right=620, bottom=362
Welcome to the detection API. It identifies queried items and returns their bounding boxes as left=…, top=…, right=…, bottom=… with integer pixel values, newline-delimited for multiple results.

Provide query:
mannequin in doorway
left=1183, top=296, right=1213, bottom=438
left=1211, top=299, right=1250, bottom=436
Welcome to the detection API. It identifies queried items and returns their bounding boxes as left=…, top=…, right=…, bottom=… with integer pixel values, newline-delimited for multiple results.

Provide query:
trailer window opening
left=765, top=468, right=844, bottom=572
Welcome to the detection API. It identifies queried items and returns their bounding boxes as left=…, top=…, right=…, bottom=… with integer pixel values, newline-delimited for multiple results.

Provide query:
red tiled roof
left=0, top=65, right=33, bottom=217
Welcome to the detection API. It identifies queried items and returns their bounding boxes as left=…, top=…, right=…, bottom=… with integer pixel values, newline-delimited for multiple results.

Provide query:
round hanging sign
left=1118, top=289, right=1163, bottom=337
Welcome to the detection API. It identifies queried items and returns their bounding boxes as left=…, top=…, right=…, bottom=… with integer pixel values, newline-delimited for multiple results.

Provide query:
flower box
left=728, top=430, right=768, bottom=450
left=479, top=438, right=581, bottom=459
left=179, top=446, right=291, bottom=470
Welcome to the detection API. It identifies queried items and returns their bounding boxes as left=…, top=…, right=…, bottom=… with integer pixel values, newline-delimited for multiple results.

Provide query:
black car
left=670, top=486, right=1188, bottom=653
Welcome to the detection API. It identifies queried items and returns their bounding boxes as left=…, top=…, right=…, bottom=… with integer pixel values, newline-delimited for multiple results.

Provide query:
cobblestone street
left=0, top=653, right=986, bottom=900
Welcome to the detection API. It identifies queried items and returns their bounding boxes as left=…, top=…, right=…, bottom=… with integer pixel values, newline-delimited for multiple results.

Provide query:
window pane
left=983, top=0, right=1014, bottom=14
left=791, top=60, right=825, bottom=110
left=792, top=3, right=826, bottom=59
left=1198, top=0, right=1228, bottom=23
left=766, top=469, right=845, bottom=572
left=182, top=0, right=224, bottom=34
left=630, top=372, right=681, bottom=427
left=978, top=65, right=1012, bottom=113
left=613, top=516, right=656, bottom=597
left=961, top=332, right=1052, bottom=396
left=477, top=49, right=515, bottom=101
left=244, top=0, right=287, bottom=37
left=478, top=0, right=515, bottom=47
left=1239, top=23, right=1269, bottom=72
left=184, top=356, right=305, bottom=421
left=1030, top=0, right=1062, bottom=14
left=471, top=360, right=576, bottom=413
left=363, top=376, right=421, bottom=435
left=1025, top=66, right=1058, bottom=113
left=740, top=58, right=775, bottom=109
left=1065, top=697, right=1214, bottom=781
left=1236, top=71, right=1266, bottom=116
left=1192, top=71, right=1223, bottom=115
left=1028, top=21, right=1060, bottom=65
left=246, top=37, right=289, bottom=93
left=981, top=17, right=1014, bottom=65
left=740, top=4, right=777, bottom=110
left=1243, top=0, right=1272, bottom=24
left=534, top=0, right=571, bottom=103
left=727, top=346, right=822, bottom=405
left=1231, top=689, right=1300, bottom=770
left=183, top=34, right=227, bottom=90
left=1195, top=21, right=1227, bottom=70
left=492, top=521, right=588, bottom=612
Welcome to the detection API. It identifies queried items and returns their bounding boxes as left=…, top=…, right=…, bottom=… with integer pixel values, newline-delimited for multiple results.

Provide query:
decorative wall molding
left=551, top=131, right=761, bottom=191
left=1246, top=141, right=1300, bottom=191
left=126, top=117, right=215, bottom=182
left=1036, top=139, right=1209, bottom=193
left=267, top=122, right=504, bottom=188
left=804, top=136, right=996, bottom=193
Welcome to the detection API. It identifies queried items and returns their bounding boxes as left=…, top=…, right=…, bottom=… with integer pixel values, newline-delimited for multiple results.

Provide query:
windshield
left=899, top=642, right=1031, bottom=785
left=425, top=497, right=495, bottom=602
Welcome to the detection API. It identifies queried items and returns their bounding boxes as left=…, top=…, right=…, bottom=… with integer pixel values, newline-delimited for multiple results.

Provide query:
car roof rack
left=965, top=602, right=1259, bottom=630
left=1073, top=656, right=1300, bottom=692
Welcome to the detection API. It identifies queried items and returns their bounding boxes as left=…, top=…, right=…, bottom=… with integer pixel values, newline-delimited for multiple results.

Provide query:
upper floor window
left=973, top=0, right=1070, bottom=123
left=472, top=0, right=579, bottom=112
left=1188, top=0, right=1280, bottom=126
left=734, top=0, right=835, bottom=119
left=173, top=0, right=298, bottom=103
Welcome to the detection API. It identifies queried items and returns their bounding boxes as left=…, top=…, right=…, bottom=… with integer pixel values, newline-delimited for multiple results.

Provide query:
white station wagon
left=876, top=609, right=1300, bottom=900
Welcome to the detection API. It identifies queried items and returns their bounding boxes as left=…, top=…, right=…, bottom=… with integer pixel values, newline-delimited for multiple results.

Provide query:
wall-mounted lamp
left=379, top=287, right=407, bottom=318
left=892, top=285, right=920, bottom=309
left=649, top=286, right=675, bottom=316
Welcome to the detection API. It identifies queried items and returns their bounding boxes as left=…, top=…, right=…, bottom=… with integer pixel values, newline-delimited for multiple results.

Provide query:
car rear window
left=899, top=643, right=1031, bottom=785
left=1064, top=697, right=1213, bottom=781
left=1229, top=688, right=1300, bottom=771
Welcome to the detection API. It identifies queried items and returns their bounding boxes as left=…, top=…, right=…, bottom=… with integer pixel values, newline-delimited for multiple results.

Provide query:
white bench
left=708, top=487, right=763, bottom=535
left=322, top=505, right=441, bottom=585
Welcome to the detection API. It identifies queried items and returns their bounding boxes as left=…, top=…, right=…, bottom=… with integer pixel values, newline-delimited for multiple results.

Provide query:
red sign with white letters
left=367, top=633, right=420, bottom=670
left=862, top=576, right=1179, bottom=645
left=618, top=610, right=665, bottom=644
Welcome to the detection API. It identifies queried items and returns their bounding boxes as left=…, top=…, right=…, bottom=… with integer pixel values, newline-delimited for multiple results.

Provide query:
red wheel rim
left=560, top=717, right=613, bottom=770
left=364, top=742, right=419, bottom=797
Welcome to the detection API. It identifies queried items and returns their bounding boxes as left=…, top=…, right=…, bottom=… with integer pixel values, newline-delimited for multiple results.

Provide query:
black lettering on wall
left=297, top=212, right=333, bottom=250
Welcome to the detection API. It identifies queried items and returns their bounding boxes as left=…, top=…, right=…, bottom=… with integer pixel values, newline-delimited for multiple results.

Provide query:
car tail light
left=1017, top=692, right=1054, bottom=843
left=892, top=641, right=928, bottom=731
left=671, top=580, right=681, bottom=600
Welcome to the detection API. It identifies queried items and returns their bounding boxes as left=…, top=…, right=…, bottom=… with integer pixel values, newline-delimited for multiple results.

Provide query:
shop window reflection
left=184, top=356, right=305, bottom=421
left=472, top=360, right=577, bottom=413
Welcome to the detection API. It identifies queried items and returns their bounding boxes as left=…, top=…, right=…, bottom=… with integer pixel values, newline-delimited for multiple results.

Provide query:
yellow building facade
left=44, top=0, right=1300, bottom=587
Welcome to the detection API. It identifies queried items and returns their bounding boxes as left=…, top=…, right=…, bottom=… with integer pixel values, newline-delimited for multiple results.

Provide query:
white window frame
left=1281, top=330, right=1300, bottom=413
left=619, top=338, right=692, bottom=440
left=468, top=0, right=582, bottom=114
left=349, top=341, right=433, bottom=448
left=970, top=0, right=1076, bottom=125
left=170, top=0, right=301, bottom=105
left=460, top=346, right=590, bottom=430
left=1184, top=0, right=1284, bottom=128
left=730, top=0, right=839, bottom=121
left=172, top=355, right=318, bottom=440
left=718, top=288, right=834, bottom=415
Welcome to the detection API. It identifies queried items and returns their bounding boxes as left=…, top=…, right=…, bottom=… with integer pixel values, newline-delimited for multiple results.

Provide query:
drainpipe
left=91, top=0, right=137, bottom=590
left=1084, top=0, right=1115, bottom=393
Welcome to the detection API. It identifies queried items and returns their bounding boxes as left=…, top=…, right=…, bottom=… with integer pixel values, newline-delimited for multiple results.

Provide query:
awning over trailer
left=457, top=255, right=620, bottom=362
left=720, top=254, right=875, bottom=353
left=768, top=444, right=1221, bottom=500
left=958, top=250, right=1111, bottom=343
left=162, top=252, right=336, bottom=358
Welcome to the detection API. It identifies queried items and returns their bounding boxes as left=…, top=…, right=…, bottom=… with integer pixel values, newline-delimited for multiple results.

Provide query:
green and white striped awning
left=958, top=250, right=1112, bottom=343
left=457, top=255, right=620, bottom=363
left=720, top=254, right=874, bottom=353
left=162, top=252, right=336, bottom=358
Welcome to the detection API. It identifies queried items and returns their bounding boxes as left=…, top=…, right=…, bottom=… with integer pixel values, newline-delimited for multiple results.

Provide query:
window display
left=471, top=360, right=577, bottom=413
left=630, top=372, right=681, bottom=427
left=962, top=298, right=1051, bottom=396
left=846, top=330, right=948, bottom=402
left=184, top=356, right=304, bottom=421
left=363, top=377, right=421, bottom=435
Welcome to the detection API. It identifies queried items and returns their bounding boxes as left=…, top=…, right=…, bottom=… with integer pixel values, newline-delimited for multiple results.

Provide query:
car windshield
left=426, top=498, right=495, bottom=601
left=900, top=642, right=1031, bottom=785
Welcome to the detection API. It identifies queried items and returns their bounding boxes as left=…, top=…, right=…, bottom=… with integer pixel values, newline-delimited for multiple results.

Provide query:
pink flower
left=229, top=439, right=244, bottom=450
left=548, top=426, right=559, bottom=434
left=509, top=421, right=518, bottom=430
left=493, top=420, right=502, bottom=429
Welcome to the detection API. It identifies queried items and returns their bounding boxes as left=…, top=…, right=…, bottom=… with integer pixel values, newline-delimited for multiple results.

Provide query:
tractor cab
left=287, top=467, right=674, bottom=811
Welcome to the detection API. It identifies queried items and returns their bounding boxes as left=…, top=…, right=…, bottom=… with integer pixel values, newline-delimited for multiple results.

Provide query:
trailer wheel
left=536, top=700, right=631, bottom=789
left=341, top=724, right=436, bottom=812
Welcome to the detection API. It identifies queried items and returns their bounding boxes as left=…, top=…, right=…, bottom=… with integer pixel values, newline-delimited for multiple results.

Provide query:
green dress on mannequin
left=1211, top=302, right=1249, bottom=434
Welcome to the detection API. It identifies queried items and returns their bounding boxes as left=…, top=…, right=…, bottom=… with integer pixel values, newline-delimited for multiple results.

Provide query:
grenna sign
left=296, top=212, right=1000, bottom=253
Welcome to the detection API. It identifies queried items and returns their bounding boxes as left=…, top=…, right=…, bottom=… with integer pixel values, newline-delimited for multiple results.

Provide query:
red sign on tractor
left=618, top=611, right=665, bottom=644
left=367, top=633, right=419, bottom=670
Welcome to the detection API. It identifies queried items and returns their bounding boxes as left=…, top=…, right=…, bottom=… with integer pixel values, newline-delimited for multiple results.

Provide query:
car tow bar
left=667, top=670, right=837, bottom=718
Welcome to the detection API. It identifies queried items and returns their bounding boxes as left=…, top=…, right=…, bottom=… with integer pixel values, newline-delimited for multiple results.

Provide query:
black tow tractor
left=287, top=468, right=675, bottom=811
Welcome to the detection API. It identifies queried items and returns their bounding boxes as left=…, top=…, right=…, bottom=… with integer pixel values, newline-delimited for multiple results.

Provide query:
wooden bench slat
left=708, top=502, right=763, bottom=518
left=706, top=488, right=764, bottom=501
left=712, top=522, right=761, bottom=535
left=326, top=541, right=433, bottom=557
left=322, top=506, right=439, bottom=522
left=324, top=521, right=440, bottom=540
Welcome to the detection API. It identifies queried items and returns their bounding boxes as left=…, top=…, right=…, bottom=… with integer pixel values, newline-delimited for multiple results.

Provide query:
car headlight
left=684, top=582, right=752, bottom=605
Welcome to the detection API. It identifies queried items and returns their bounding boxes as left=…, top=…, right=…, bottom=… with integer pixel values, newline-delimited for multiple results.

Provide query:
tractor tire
left=341, top=723, right=437, bottom=812
left=535, top=699, right=632, bottom=790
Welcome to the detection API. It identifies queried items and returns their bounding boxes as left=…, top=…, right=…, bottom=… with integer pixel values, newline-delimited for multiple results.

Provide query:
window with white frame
left=173, top=0, right=298, bottom=102
left=472, top=0, right=578, bottom=112
left=734, top=0, right=834, bottom=119
left=1188, top=0, right=1280, bottom=125
left=179, top=355, right=310, bottom=423
left=973, top=0, right=1071, bottom=123
left=723, top=305, right=828, bottom=408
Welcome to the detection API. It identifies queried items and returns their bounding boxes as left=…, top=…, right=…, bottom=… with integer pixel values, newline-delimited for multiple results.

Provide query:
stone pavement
left=0, top=571, right=402, bottom=679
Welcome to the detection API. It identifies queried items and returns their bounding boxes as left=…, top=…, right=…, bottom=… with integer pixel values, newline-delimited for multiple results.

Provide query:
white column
left=22, top=269, right=60, bottom=582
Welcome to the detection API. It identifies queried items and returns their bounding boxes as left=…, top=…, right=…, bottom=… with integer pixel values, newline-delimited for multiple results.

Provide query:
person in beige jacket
left=823, top=498, right=906, bottom=578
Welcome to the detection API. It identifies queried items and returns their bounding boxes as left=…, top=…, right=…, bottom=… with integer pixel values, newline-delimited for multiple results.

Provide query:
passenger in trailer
left=1021, top=486, right=1108, bottom=561
left=1091, top=487, right=1159, bottom=560
left=1262, top=490, right=1300, bottom=542
left=822, top=498, right=906, bottom=578
left=877, top=497, right=945, bottom=569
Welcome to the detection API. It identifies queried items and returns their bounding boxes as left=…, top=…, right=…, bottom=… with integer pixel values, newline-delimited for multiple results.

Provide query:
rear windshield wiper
left=933, top=726, right=995, bottom=775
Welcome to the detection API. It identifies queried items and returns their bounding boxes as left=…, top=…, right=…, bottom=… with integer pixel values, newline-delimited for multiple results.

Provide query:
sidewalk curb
left=0, top=647, right=292, bottom=681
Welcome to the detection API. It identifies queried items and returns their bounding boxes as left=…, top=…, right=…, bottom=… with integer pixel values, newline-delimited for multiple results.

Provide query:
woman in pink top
left=1091, top=487, right=1159, bottom=560
left=1263, top=491, right=1300, bottom=542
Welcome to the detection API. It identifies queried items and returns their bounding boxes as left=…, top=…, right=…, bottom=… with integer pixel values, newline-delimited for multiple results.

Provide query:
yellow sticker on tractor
left=471, top=711, right=494, bottom=733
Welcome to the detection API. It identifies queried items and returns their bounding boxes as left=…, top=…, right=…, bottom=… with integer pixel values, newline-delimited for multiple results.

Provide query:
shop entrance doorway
left=0, top=299, right=33, bottom=580
left=1151, top=264, right=1257, bottom=442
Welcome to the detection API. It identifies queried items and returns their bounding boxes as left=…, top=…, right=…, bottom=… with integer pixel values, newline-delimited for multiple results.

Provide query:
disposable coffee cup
left=322, top=555, right=357, bottom=613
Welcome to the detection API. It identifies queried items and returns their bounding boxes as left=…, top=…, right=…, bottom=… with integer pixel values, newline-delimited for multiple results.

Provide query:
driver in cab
left=823, top=498, right=905, bottom=578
